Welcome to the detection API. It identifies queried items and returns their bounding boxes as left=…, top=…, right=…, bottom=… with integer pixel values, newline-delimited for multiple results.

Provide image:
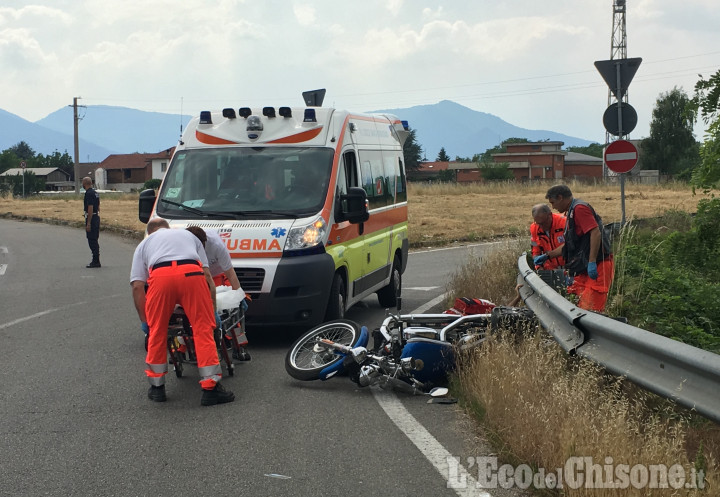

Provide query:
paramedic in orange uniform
left=130, top=218, right=234, bottom=406
left=529, top=203, right=566, bottom=270
left=540, top=185, right=614, bottom=312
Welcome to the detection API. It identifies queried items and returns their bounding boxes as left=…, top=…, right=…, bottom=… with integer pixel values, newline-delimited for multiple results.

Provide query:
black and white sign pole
left=595, top=57, right=642, bottom=225
left=616, top=62, right=627, bottom=225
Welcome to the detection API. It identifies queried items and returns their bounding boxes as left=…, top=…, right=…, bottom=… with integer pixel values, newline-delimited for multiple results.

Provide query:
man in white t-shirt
left=130, top=219, right=235, bottom=406
left=186, top=227, right=242, bottom=290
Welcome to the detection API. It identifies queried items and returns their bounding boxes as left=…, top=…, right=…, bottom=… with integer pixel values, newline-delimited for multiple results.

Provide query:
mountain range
left=0, top=100, right=593, bottom=163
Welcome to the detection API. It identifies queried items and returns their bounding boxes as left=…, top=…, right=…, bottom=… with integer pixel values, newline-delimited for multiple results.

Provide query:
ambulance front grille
left=235, top=268, right=265, bottom=292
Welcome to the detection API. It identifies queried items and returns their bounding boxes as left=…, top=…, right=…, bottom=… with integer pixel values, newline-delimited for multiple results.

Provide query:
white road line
left=372, top=387, right=489, bottom=496
left=0, top=246, right=8, bottom=254
left=405, top=286, right=440, bottom=291
left=412, top=240, right=509, bottom=254
left=0, top=308, right=61, bottom=330
left=411, top=292, right=448, bottom=314
left=0, top=293, right=124, bottom=330
left=0, top=264, right=6, bottom=276
left=371, top=297, right=493, bottom=496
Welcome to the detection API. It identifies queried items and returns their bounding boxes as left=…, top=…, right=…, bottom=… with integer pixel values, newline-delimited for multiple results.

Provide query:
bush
left=143, top=179, right=162, bottom=190
left=609, top=206, right=720, bottom=352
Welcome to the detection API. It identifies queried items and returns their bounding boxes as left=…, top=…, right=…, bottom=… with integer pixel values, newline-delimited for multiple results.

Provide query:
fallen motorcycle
left=284, top=309, right=504, bottom=396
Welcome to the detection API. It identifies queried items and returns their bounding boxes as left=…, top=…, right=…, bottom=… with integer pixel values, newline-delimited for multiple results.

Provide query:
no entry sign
left=604, top=140, right=638, bottom=174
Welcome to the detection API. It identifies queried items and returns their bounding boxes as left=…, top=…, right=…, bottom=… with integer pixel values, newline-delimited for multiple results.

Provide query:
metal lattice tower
left=605, top=0, right=629, bottom=177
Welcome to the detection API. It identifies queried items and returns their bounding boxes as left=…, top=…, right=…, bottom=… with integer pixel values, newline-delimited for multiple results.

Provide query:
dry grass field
left=407, top=180, right=702, bottom=247
left=0, top=180, right=705, bottom=246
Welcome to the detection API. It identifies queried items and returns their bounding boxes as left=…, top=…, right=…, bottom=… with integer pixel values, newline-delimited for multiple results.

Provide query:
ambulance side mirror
left=340, top=187, right=369, bottom=224
left=139, top=188, right=157, bottom=224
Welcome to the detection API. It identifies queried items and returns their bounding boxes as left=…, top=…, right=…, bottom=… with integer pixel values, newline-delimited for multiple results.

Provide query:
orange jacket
left=530, top=213, right=566, bottom=269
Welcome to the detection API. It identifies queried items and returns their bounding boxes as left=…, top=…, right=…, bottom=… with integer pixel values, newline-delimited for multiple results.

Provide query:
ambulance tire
left=377, top=255, right=401, bottom=308
left=325, top=272, right=346, bottom=321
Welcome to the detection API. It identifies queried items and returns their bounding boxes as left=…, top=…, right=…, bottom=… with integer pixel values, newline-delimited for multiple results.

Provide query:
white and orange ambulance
left=139, top=92, right=409, bottom=329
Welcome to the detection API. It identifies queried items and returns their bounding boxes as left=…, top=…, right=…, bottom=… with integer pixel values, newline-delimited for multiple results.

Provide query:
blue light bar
left=303, top=109, right=317, bottom=123
left=199, top=111, right=212, bottom=124
left=401, top=120, right=409, bottom=130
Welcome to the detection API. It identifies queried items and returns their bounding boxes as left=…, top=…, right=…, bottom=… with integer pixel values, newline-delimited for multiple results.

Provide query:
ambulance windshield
left=156, top=147, right=334, bottom=219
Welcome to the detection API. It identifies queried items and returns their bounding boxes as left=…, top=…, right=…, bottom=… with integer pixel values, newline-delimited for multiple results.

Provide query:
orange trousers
left=569, top=257, right=615, bottom=312
left=145, top=262, right=221, bottom=389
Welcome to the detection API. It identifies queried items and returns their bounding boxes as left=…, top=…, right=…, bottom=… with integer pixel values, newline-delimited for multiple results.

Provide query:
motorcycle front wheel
left=285, top=319, right=362, bottom=381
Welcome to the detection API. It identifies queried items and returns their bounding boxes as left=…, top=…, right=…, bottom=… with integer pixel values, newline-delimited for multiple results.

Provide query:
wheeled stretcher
left=167, top=304, right=250, bottom=378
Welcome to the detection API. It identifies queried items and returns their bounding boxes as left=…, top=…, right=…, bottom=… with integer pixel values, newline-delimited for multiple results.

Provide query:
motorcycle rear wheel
left=285, top=319, right=362, bottom=381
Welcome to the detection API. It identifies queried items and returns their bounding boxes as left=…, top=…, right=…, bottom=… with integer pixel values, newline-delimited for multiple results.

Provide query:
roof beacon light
left=262, top=107, right=276, bottom=118
left=222, top=108, right=237, bottom=119
left=279, top=107, right=292, bottom=118
left=401, top=120, right=409, bottom=131
left=239, top=107, right=252, bottom=119
left=247, top=115, right=263, bottom=132
left=303, top=109, right=317, bottom=123
left=199, top=111, right=212, bottom=124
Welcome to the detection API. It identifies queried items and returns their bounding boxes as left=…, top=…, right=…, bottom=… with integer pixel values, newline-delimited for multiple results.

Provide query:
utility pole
left=72, top=97, right=82, bottom=193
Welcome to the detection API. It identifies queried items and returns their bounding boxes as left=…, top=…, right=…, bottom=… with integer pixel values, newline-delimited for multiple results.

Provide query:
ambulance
left=139, top=90, right=409, bottom=329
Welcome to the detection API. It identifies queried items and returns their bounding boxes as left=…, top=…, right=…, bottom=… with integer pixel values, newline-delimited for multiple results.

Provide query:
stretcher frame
left=166, top=305, right=249, bottom=378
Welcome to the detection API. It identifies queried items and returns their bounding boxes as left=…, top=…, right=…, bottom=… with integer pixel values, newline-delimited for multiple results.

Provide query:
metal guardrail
left=516, top=253, right=720, bottom=424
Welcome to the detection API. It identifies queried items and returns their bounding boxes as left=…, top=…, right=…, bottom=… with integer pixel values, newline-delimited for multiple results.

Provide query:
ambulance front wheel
left=377, top=255, right=401, bottom=308
left=325, top=272, right=346, bottom=321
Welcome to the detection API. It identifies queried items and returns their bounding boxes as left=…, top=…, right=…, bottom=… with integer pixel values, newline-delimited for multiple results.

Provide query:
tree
left=641, top=87, right=700, bottom=176
left=566, top=143, right=604, bottom=158
left=437, top=169, right=456, bottom=182
left=689, top=69, right=720, bottom=190
left=436, top=147, right=450, bottom=162
left=7, top=171, right=45, bottom=196
left=403, top=128, right=423, bottom=173
left=9, top=141, right=36, bottom=161
left=480, top=162, right=514, bottom=181
left=480, top=138, right=529, bottom=162
left=0, top=149, right=21, bottom=174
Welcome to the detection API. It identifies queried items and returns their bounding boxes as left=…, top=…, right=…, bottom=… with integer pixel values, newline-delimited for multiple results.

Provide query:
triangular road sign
left=594, top=57, right=642, bottom=100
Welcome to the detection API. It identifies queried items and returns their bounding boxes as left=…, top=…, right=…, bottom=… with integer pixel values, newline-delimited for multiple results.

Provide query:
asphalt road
left=0, top=219, right=525, bottom=497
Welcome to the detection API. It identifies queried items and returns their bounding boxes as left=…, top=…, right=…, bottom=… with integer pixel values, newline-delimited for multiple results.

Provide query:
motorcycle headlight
left=285, top=217, right=327, bottom=251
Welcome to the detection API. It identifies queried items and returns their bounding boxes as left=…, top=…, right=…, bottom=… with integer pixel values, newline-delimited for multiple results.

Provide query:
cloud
left=0, top=5, right=72, bottom=25
left=385, top=0, right=404, bottom=17
left=293, top=4, right=316, bottom=26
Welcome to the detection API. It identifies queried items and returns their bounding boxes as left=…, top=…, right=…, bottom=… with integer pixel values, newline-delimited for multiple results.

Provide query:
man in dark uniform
left=82, top=176, right=101, bottom=268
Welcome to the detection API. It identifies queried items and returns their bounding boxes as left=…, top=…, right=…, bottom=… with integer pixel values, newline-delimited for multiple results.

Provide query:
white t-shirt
left=204, top=229, right=233, bottom=278
left=130, top=228, right=209, bottom=283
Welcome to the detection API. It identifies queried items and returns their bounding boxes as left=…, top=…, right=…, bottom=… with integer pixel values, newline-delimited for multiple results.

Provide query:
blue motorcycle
left=284, top=311, right=497, bottom=396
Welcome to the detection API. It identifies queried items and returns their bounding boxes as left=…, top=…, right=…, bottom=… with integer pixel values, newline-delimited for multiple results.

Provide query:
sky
left=1, top=0, right=719, bottom=146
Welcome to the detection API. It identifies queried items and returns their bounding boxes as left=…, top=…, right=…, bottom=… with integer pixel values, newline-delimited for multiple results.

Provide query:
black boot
left=148, top=385, right=167, bottom=402
left=200, top=383, right=235, bottom=406
left=86, top=259, right=101, bottom=268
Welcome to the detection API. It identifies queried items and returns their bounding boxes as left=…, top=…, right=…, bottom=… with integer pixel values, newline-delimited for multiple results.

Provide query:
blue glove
left=215, top=311, right=222, bottom=329
left=141, top=322, right=149, bottom=335
left=241, top=299, right=249, bottom=312
left=533, top=254, right=549, bottom=267
left=587, top=261, right=598, bottom=280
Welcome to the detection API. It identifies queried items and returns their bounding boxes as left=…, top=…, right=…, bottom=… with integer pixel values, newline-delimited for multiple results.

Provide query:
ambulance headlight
left=285, top=217, right=327, bottom=251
